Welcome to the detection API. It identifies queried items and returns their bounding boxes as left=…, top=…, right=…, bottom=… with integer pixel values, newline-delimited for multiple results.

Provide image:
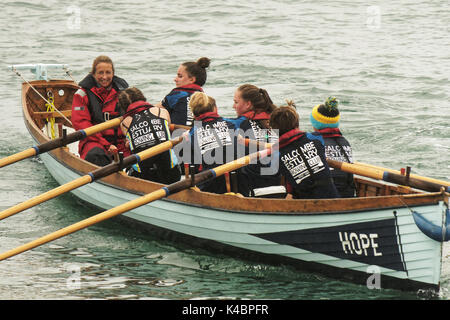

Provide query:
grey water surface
left=0, top=0, right=448, bottom=300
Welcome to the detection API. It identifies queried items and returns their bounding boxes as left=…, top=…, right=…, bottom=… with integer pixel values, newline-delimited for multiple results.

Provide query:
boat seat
left=252, top=186, right=287, bottom=199
left=32, top=110, right=72, bottom=119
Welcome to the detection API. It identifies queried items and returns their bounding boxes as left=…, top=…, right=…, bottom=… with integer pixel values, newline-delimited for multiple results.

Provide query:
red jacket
left=71, top=74, right=130, bottom=159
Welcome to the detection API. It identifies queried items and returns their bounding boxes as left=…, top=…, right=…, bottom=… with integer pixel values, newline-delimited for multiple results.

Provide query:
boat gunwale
left=38, top=147, right=449, bottom=218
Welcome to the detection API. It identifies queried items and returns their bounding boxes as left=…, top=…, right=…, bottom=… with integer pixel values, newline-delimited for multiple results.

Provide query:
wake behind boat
left=4, top=64, right=450, bottom=292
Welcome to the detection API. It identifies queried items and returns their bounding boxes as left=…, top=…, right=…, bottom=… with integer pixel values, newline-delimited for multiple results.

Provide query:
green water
left=0, top=0, right=448, bottom=301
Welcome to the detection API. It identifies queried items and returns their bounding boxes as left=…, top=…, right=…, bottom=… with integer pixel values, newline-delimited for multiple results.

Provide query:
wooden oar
left=170, top=123, right=191, bottom=131
left=0, top=120, right=189, bottom=169
left=0, top=148, right=271, bottom=261
left=0, top=135, right=185, bottom=221
left=327, top=159, right=450, bottom=193
left=0, top=117, right=123, bottom=169
left=354, top=161, right=450, bottom=188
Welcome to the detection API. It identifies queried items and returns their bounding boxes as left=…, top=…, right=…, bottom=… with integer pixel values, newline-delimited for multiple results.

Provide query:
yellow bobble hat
left=310, top=96, right=340, bottom=129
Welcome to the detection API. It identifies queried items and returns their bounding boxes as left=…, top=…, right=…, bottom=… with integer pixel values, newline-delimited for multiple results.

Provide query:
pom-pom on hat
left=310, top=96, right=340, bottom=129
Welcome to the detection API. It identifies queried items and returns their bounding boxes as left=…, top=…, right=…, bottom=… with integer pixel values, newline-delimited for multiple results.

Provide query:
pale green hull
left=40, top=151, right=446, bottom=291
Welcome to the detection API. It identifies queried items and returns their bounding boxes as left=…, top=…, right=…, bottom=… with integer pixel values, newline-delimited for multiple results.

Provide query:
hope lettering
left=338, top=232, right=382, bottom=257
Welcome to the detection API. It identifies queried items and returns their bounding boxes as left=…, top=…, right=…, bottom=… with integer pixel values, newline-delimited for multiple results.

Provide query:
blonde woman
left=185, top=92, right=237, bottom=194
left=71, top=55, right=129, bottom=166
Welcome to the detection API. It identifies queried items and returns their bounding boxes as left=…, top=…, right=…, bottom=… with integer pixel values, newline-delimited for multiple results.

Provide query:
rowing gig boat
left=13, top=65, right=450, bottom=292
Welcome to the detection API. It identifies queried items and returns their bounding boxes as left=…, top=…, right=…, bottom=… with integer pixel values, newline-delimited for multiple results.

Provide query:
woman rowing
left=228, top=84, right=283, bottom=198
left=71, top=55, right=130, bottom=166
left=310, top=97, right=356, bottom=197
left=270, top=103, right=340, bottom=199
left=117, top=87, right=181, bottom=184
left=184, top=92, right=237, bottom=194
left=156, top=57, right=211, bottom=126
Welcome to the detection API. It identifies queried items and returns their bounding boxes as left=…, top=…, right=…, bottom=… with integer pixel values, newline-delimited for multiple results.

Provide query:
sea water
left=0, top=0, right=448, bottom=301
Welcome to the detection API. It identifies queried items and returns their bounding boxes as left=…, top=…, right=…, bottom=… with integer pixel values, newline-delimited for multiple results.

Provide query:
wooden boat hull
left=20, top=79, right=449, bottom=292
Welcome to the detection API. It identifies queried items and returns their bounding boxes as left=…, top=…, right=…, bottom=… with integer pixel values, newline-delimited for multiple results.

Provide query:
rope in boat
left=62, top=65, right=78, bottom=86
left=11, top=66, right=73, bottom=127
left=45, top=94, right=56, bottom=139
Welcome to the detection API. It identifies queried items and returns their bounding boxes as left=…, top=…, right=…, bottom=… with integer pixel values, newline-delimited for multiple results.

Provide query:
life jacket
left=239, top=111, right=277, bottom=143
left=72, top=74, right=130, bottom=159
left=188, top=112, right=237, bottom=194
left=123, top=101, right=178, bottom=174
left=161, top=84, right=203, bottom=126
left=191, top=112, right=235, bottom=163
left=236, top=111, right=281, bottom=197
left=316, top=127, right=356, bottom=197
left=78, top=73, right=128, bottom=125
left=277, top=128, right=339, bottom=199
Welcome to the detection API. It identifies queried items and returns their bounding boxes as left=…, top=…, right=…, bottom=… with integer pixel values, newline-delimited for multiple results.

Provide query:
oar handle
left=354, top=161, right=450, bottom=188
left=82, top=117, right=122, bottom=136
left=327, top=159, right=450, bottom=193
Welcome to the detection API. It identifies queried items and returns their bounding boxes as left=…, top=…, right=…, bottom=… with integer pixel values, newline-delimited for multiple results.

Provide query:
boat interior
left=23, top=80, right=439, bottom=201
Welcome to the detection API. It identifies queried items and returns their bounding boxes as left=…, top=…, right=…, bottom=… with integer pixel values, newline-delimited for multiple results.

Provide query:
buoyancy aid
left=161, top=84, right=203, bottom=126
left=188, top=112, right=237, bottom=194
left=72, top=74, right=129, bottom=159
left=236, top=111, right=281, bottom=197
left=316, top=127, right=356, bottom=197
left=123, top=101, right=180, bottom=184
left=239, top=111, right=277, bottom=142
left=78, top=73, right=128, bottom=124
left=277, top=128, right=339, bottom=199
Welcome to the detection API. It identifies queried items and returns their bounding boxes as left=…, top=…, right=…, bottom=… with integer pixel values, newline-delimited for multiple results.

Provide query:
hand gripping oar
left=0, top=148, right=272, bottom=261
left=0, top=135, right=185, bottom=221
left=0, top=117, right=123, bottom=169
left=327, top=159, right=450, bottom=193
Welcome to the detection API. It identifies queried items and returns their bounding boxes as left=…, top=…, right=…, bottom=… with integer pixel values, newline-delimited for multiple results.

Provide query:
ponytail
left=189, top=92, right=216, bottom=117
left=182, top=57, right=211, bottom=86
left=117, top=87, right=147, bottom=115
left=237, top=84, right=276, bottom=114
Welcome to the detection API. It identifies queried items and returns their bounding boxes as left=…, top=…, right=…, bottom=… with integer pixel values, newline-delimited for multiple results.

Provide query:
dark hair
left=237, top=84, right=276, bottom=113
left=182, top=57, right=211, bottom=86
left=117, top=87, right=147, bottom=115
left=91, top=55, right=115, bottom=74
left=269, top=104, right=299, bottom=136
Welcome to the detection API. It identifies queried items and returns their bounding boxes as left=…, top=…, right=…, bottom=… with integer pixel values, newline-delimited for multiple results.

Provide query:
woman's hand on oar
left=0, top=117, right=123, bottom=169
left=0, top=135, right=185, bottom=221
left=0, top=147, right=271, bottom=262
